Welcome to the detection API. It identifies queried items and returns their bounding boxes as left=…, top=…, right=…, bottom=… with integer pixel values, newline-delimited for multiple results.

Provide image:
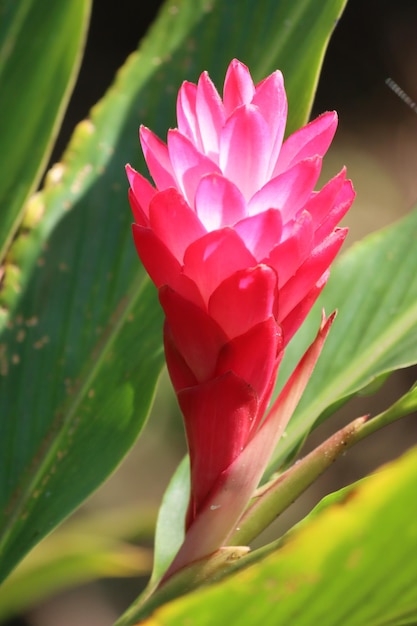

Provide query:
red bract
left=127, top=59, right=354, bottom=572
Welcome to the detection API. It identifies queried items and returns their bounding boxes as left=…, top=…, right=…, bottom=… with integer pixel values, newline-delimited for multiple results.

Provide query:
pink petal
left=223, top=59, right=255, bottom=116
left=182, top=228, right=256, bottom=304
left=234, top=209, right=283, bottom=262
left=252, top=70, right=287, bottom=177
left=304, top=168, right=346, bottom=227
left=216, top=318, right=282, bottom=416
left=139, top=126, right=176, bottom=189
left=208, top=264, right=279, bottom=338
left=176, top=81, right=201, bottom=148
left=278, top=228, right=348, bottom=322
left=310, top=176, right=355, bottom=244
left=194, top=173, right=247, bottom=230
left=267, top=211, right=314, bottom=287
left=248, top=157, right=322, bottom=221
left=220, top=104, right=272, bottom=200
left=126, top=164, right=156, bottom=223
left=159, top=286, right=228, bottom=382
left=196, top=71, right=225, bottom=159
left=179, top=371, right=258, bottom=528
left=132, top=224, right=181, bottom=288
left=273, top=111, right=338, bottom=176
left=167, top=129, right=221, bottom=207
left=148, top=188, right=206, bottom=263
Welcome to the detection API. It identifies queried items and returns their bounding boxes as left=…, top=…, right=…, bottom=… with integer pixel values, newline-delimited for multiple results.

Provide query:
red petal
left=267, top=211, right=314, bottom=287
left=223, top=59, right=255, bottom=116
left=234, top=209, right=283, bottom=260
left=273, top=111, right=338, bottom=176
left=139, top=125, right=176, bottom=189
left=280, top=271, right=329, bottom=345
left=194, top=173, right=246, bottom=230
left=220, top=104, right=271, bottom=200
left=163, top=320, right=198, bottom=392
left=159, top=286, right=228, bottom=382
left=208, top=264, right=278, bottom=338
left=216, top=318, right=282, bottom=421
left=178, top=371, right=258, bottom=526
left=183, top=228, right=256, bottom=304
left=128, top=188, right=148, bottom=227
left=132, top=224, right=181, bottom=288
left=304, top=168, right=346, bottom=228
left=310, top=176, right=355, bottom=245
left=278, top=229, right=347, bottom=322
left=148, top=188, right=206, bottom=263
left=167, top=129, right=221, bottom=207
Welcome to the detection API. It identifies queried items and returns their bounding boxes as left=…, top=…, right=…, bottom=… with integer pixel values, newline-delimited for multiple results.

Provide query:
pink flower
left=127, top=59, right=354, bottom=572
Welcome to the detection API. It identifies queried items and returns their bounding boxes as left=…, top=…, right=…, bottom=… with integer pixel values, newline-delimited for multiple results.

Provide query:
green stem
left=228, top=416, right=366, bottom=546
left=229, top=382, right=417, bottom=547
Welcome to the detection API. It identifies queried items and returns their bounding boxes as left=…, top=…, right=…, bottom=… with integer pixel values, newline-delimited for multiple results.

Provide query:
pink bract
left=127, top=59, right=354, bottom=542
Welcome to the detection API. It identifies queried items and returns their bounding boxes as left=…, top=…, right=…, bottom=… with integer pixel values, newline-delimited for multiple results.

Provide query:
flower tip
left=139, top=124, right=151, bottom=142
left=346, top=177, right=356, bottom=200
left=125, top=163, right=136, bottom=185
left=230, top=57, right=246, bottom=68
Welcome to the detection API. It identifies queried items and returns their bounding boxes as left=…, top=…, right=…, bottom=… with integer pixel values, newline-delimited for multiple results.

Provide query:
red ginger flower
left=127, top=59, right=354, bottom=569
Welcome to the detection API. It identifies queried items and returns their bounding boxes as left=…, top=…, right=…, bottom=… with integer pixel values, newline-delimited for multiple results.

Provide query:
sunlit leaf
left=134, top=447, right=417, bottom=626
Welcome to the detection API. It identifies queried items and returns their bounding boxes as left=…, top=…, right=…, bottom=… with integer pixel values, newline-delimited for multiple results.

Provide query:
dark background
left=55, top=0, right=417, bottom=160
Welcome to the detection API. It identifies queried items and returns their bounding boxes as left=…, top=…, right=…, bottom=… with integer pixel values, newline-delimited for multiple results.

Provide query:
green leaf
left=270, top=206, right=417, bottom=469
left=0, top=0, right=91, bottom=263
left=0, top=278, right=165, bottom=584
left=0, top=512, right=152, bottom=622
left=0, top=0, right=349, bottom=583
left=134, top=447, right=417, bottom=626
left=150, top=456, right=189, bottom=586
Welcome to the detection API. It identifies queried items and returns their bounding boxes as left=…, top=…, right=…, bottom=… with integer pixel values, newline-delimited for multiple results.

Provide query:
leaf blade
left=0, top=0, right=91, bottom=263
left=136, top=448, right=417, bottom=626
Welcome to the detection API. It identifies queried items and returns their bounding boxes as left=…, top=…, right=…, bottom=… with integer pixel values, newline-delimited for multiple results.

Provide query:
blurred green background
left=4, top=0, right=417, bottom=624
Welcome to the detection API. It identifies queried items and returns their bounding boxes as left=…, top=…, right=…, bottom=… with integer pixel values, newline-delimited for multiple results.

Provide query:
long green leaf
left=269, top=206, right=417, bottom=469
left=135, top=447, right=417, bottom=626
left=0, top=0, right=91, bottom=265
left=150, top=457, right=189, bottom=586
left=0, top=527, right=151, bottom=623
left=0, top=0, right=349, bottom=583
